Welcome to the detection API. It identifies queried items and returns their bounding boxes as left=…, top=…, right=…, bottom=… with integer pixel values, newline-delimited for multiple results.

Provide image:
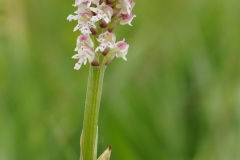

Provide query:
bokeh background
left=1, top=0, right=240, bottom=159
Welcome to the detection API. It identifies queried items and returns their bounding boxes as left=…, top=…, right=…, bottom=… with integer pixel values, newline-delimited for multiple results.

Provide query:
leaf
left=79, top=127, right=98, bottom=160
left=79, top=130, right=83, bottom=160
left=97, top=146, right=112, bottom=160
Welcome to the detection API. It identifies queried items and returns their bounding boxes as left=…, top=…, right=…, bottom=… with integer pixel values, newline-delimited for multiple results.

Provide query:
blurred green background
left=1, top=0, right=240, bottom=159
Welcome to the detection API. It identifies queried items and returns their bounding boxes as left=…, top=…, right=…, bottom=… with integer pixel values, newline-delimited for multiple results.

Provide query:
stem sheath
left=81, top=65, right=106, bottom=160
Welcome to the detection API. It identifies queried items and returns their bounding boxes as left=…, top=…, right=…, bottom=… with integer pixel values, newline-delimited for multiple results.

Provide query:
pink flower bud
left=75, top=34, right=94, bottom=51
left=120, top=13, right=136, bottom=26
left=115, top=40, right=129, bottom=61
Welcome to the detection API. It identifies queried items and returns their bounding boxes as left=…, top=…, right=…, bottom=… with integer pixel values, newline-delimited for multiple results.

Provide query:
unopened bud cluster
left=67, top=0, right=136, bottom=70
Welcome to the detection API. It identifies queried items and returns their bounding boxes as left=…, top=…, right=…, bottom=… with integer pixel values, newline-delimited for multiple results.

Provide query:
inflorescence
left=67, top=0, right=136, bottom=70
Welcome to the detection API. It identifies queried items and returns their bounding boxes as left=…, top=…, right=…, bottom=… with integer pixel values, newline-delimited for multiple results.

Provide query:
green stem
left=81, top=64, right=106, bottom=160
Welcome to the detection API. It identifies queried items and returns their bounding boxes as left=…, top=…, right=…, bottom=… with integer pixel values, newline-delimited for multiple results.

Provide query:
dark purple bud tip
left=106, top=0, right=115, bottom=4
left=102, top=48, right=110, bottom=56
left=90, top=28, right=97, bottom=35
left=100, top=21, right=108, bottom=28
left=107, top=28, right=113, bottom=33
left=92, top=11, right=97, bottom=16
left=91, top=61, right=100, bottom=66
left=108, top=146, right=112, bottom=150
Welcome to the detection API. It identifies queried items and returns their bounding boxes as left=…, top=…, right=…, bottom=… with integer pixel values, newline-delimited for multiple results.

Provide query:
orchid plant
left=67, top=0, right=136, bottom=159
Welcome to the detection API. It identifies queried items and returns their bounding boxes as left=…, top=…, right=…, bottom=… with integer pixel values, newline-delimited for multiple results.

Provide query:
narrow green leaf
left=97, top=146, right=112, bottom=160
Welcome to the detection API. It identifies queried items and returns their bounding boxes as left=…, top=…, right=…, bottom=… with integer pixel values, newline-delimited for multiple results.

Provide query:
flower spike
left=67, top=0, right=136, bottom=69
